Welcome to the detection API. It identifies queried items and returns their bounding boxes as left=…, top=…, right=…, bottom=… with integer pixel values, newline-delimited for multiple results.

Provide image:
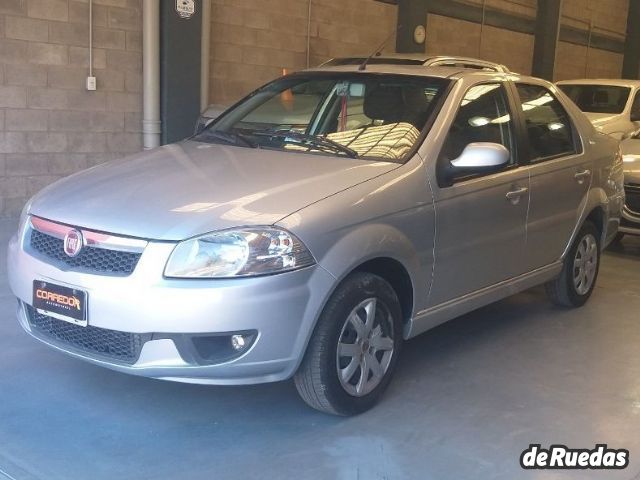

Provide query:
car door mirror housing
left=439, top=142, right=510, bottom=186
left=451, top=142, right=510, bottom=169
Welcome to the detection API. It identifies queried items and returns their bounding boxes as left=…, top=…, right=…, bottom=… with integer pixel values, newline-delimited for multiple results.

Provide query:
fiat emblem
left=64, top=229, right=83, bottom=257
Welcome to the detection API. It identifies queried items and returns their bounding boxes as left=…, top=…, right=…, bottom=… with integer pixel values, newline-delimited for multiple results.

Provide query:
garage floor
left=1, top=218, right=639, bottom=480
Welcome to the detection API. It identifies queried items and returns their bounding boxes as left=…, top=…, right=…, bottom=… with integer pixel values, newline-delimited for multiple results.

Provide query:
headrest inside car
left=364, top=86, right=405, bottom=123
left=593, top=90, right=609, bottom=104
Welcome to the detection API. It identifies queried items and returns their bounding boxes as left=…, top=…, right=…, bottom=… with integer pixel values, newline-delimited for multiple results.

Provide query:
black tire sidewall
left=563, top=222, right=601, bottom=307
left=316, top=273, right=403, bottom=415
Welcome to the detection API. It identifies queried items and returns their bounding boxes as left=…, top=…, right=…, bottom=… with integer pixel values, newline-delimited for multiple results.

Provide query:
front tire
left=545, top=221, right=601, bottom=308
left=294, top=272, right=402, bottom=415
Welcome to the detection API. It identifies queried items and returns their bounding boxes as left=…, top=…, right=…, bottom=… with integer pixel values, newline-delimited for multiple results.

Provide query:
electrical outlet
left=86, top=76, right=97, bottom=91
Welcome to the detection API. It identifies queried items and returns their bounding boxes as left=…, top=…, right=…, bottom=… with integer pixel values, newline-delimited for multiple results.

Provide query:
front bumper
left=620, top=184, right=640, bottom=235
left=7, top=229, right=336, bottom=385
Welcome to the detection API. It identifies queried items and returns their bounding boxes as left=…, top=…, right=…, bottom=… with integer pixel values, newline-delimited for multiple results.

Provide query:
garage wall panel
left=0, top=0, right=143, bottom=218
left=555, top=41, right=623, bottom=81
left=425, top=14, right=534, bottom=75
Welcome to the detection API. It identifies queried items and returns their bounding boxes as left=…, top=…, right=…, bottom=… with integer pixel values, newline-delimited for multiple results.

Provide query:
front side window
left=439, top=83, right=515, bottom=181
left=194, top=73, right=449, bottom=162
left=558, top=84, right=631, bottom=114
left=516, top=84, right=576, bottom=161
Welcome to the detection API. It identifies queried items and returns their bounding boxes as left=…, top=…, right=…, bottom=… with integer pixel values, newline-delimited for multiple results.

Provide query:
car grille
left=625, top=183, right=640, bottom=215
left=25, top=305, right=145, bottom=365
left=30, top=230, right=141, bottom=275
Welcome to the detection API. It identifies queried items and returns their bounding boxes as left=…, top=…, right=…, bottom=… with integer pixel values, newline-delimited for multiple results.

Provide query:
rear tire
left=545, top=221, right=601, bottom=308
left=294, top=272, right=402, bottom=416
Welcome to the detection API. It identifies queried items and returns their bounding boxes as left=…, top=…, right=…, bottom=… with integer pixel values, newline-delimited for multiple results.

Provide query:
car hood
left=29, top=141, right=399, bottom=240
left=620, top=139, right=640, bottom=184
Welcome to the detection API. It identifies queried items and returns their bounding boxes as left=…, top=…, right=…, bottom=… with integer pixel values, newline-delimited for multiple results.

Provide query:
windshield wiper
left=251, top=130, right=358, bottom=158
left=199, top=130, right=258, bottom=149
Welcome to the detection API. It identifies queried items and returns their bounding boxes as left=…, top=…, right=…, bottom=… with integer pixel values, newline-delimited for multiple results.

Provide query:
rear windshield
left=195, top=73, right=449, bottom=162
left=558, top=84, right=631, bottom=114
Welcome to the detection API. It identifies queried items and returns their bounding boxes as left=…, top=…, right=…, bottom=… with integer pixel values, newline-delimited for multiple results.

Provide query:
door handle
left=505, top=187, right=529, bottom=201
left=574, top=170, right=592, bottom=183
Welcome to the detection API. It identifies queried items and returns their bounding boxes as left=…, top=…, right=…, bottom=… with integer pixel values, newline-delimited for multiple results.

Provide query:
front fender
left=317, top=222, right=424, bottom=295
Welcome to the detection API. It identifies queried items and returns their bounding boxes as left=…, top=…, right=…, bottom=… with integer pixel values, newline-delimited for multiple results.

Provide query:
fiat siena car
left=7, top=58, right=624, bottom=415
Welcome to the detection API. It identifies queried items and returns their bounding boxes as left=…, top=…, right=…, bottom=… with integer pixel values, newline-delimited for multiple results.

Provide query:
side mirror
left=194, top=117, right=216, bottom=135
left=194, top=105, right=227, bottom=135
left=440, top=142, right=510, bottom=187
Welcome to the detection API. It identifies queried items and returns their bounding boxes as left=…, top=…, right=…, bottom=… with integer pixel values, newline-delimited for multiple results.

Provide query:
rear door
left=428, top=81, right=530, bottom=306
left=513, top=83, right=593, bottom=270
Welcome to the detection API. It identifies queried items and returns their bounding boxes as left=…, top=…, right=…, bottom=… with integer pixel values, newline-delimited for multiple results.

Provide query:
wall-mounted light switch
left=86, top=76, right=97, bottom=91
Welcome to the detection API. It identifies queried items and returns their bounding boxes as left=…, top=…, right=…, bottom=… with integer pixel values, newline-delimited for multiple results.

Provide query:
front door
left=429, top=82, right=530, bottom=306
left=514, top=83, right=593, bottom=271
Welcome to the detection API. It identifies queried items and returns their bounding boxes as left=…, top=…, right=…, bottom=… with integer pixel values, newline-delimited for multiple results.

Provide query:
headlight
left=164, top=227, right=315, bottom=278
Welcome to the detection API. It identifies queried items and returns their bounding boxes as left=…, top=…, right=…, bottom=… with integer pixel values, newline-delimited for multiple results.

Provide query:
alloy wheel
left=573, top=233, right=598, bottom=295
left=336, top=298, right=395, bottom=397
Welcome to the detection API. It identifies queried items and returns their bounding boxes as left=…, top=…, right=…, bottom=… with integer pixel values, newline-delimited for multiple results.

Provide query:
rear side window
left=516, top=84, right=577, bottom=161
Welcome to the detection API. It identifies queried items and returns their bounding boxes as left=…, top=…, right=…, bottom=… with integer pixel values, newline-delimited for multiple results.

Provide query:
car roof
left=305, top=63, right=466, bottom=78
left=556, top=78, right=640, bottom=88
left=321, top=54, right=511, bottom=73
left=305, top=63, right=552, bottom=87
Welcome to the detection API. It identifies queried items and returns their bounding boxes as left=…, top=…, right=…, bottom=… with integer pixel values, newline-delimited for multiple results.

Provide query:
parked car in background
left=195, top=104, right=227, bottom=134
left=617, top=131, right=640, bottom=239
left=557, top=79, right=640, bottom=139
left=8, top=58, right=624, bottom=415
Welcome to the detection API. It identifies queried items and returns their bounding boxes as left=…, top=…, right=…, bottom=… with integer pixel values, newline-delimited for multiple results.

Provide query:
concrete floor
left=1, top=217, right=639, bottom=480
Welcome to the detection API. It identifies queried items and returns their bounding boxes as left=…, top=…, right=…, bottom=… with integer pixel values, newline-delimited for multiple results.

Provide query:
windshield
left=558, top=84, right=631, bottom=114
left=194, top=73, right=449, bottom=162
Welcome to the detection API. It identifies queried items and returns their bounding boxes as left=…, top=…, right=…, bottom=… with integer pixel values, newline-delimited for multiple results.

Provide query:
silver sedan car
left=7, top=60, right=624, bottom=415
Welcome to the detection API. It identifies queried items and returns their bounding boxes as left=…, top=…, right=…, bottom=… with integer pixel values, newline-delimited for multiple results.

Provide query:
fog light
left=231, top=334, right=247, bottom=351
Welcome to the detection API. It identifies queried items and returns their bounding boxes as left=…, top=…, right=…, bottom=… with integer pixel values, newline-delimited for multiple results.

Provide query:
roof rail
left=320, top=54, right=510, bottom=73
left=423, top=56, right=510, bottom=73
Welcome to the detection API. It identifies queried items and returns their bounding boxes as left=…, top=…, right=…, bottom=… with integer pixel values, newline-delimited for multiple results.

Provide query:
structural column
left=622, top=0, right=640, bottom=79
left=531, top=0, right=563, bottom=81
left=395, top=0, right=429, bottom=54
left=142, top=0, right=161, bottom=149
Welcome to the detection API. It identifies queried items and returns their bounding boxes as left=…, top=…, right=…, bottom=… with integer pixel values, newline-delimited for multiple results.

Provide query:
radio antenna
left=358, top=26, right=401, bottom=71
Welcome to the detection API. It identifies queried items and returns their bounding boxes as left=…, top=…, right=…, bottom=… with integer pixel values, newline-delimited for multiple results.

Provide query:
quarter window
left=516, top=84, right=576, bottom=161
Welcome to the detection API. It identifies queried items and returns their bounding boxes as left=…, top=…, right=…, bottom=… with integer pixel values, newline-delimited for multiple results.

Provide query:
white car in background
left=557, top=79, right=640, bottom=139
left=617, top=130, right=640, bottom=239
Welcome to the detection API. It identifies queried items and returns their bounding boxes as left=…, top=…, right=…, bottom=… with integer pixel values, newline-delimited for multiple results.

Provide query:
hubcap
left=336, top=298, right=395, bottom=397
left=573, top=233, right=598, bottom=296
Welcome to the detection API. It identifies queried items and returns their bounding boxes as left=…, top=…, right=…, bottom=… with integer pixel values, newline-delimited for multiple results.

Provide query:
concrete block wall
left=425, top=0, right=536, bottom=75
left=555, top=0, right=628, bottom=80
left=425, top=14, right=535, bottom=75
left=208, top=0, right=397, bottom=105
left=0, top=0, right=143, bottom=217
left=423, top=0, right=627, bottom=81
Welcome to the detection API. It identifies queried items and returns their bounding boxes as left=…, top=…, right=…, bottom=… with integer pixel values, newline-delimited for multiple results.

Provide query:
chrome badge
left=63, top=229, right=83, bottom=257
